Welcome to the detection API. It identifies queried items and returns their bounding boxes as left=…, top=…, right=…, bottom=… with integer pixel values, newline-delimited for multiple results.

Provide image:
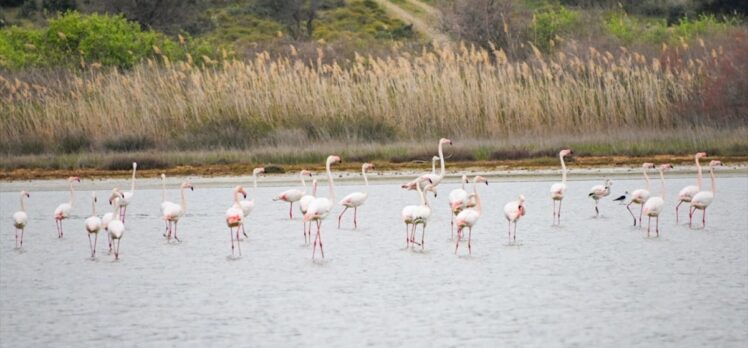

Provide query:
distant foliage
left=605, top=12, right=736, bottom=44
left=42, top=0, right=77, bottom=12
left=530, top=6, right=579, bottom=52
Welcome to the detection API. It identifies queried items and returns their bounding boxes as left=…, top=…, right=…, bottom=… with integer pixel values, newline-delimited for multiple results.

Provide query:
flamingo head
left=474, top=175, right=488, bottom=185
left=109, top=189, right=124, bottom=204
left=696, top=152, right=707, bottom=159
left=560, top=148, right=573, bottom=157
left=419, top=175, right=433, bottom=184
left=91, top=191, right=97, bottom=203
left=440, top=138, right=453, bottom=146
left=363, top=163, right=375, bottom=171
left=68, top=176, right=81, bottom=182
left=432, top=155, right=440, bottom=162
left=605, top=179, right=613, bottom=188
left=327, top=155, right=342, bottom=165
left=659, top=163, right=673, bottom=171
left=182, top=182, right=194, bottom=191
left=300, top=169, right=313, bottom=177
left=462, top=175, right=469, bottom=184
left=20, top=190, right=30, bottom=198
left=709, top=160, right=723, bottom=167
left=132, top=162, right=137, bottom=170
left=161, top=173, right=166, bottom=180
left=643, top=162, right=655, bottom=169
left=235, top=185, right=247, bottom=199
left=253, top=167, right=265, bottom=176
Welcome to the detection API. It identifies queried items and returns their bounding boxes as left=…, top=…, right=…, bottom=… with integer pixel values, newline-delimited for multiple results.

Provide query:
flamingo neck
left=416, top=182, right=426, bottom=206
left=68, top=181, right=75, bottom=206
left=300, top=172, right=307, bottom=192
left=130, top=164, right=137, bottom=194
left=438, top=142, right=446, bottom=177
left=431, top=158, right=437, bottom=174
left=234, top=188, right=242, bottom=205
left=91, top=197, right=96, bottom=216
left=658, top=169, right=666, bottom=197
left=161, top=177, right=167, bottom=203
left=252, top=172, right=258, bottom=202
left=113, top=200, right=121, bottom=220
left=362, top=166, right=369, bottom=188
left=461, top=175, right=466, bottom=190
left=709, top=166, right=716, bottom=194
left=472, top=182, right=482, bottom=214
left=643, top=167, right=651, bottom=191
left=560, top=154, right=567, bottom=184
left=312, top=180, right=318, bottom=197
left=326, top=161, right=335, bottom=202
left=696, top=156, right=703, bottom=189
left=180, top=185, right=187, bottom=212
left=20, top=195, right=26, bottom=212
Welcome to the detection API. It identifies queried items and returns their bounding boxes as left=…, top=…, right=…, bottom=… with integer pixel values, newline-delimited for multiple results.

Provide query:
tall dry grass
left=0, top=40, right=740, bottom=155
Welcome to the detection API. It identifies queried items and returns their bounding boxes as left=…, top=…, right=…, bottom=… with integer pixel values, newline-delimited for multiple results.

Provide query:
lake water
left=1, top=174, right=747, bottom=347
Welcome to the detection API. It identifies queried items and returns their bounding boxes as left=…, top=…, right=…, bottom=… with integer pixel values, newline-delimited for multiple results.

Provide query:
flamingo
left=237, top=167, right=265, bottom=239
left=108, top=190, right=126, bottom=260
left=402, top=138, right=452, bottom=194
left=338, top=163, right=375, bottom=229
left=13, top=191, right=30, bottom=248
left=454, top=175, right=488, bottom=255
left=162, top=181, right=194, bottom=242
left=588, top=179, right=613, bottom=217
left=676, top=152, right=707, bottom=223
left=504, top=194, right=527, bottom=244
left=113, top=162, right=137, bottom=223
left=274, top=170, right=312, bottom=219
left=448, top=175, right=470, bottom=239
left=626, top=163, right=655, bottom=226
left=54, top=176, right=80, bottom=238
left=689, top=160, right=723, bottom=228
left=304, top=155, right=341, bottom=260
left=550, top=148, right=573, bottom=225
left=431, top=155, right=439, bottom=174
left=401, top=176, right=432, bottom=248
left=84, top=192, right=102, bottom=258
left=102, top=188, right=120, bottom=254
left=226, top=186, right=248, bottom=257
left=299, top=179, right=318, bottom=244
left=642, top=164, right=673, bottom=237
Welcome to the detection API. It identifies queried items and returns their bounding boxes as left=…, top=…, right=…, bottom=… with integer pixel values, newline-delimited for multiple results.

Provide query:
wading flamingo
left=589, top=179, right=613, bottom=217
left=304, top=155, right=341, bottom=260
left=300, top=179, right=318, bottom=244
left=238, top=167, right=265, bottom=239
left=448, top=175, right=470, bottom=239
left=402, top=138, right=452, bottom=194
left=108, top=190, right=126, bottom=260
left=102, top=188, right=120, bottom=254
left=84, top=192, right=102, bottom=258
left=226, top=186, right=248, bottom=257
left=54, top=176, right=80, bottom=238
left=454, top=176, right=488, bottom=255
left=13, top=191, right=30, bottom=248
left=689, top=160, right=723, bottom=228
left=113, top=162, right=137, bottom=223
left=676, top=152, right=707, bottom=223
left=163, top=181, right=194, bottom=242
left=338, top=163, right=375, bottom=229
left=642, top=164, right=673, bottom=237
left=401, top=176, right=432, bottom=248
left=626, top=163, right=655, bottom=227
left=504, top=194, right=527, bottom=244
left=550, top=149, right=573, bottom=225
left=274, top=170, right=312, bottom=219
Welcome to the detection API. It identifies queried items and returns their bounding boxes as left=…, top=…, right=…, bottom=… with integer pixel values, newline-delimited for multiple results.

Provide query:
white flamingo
left=689, top=160, right=723, bottom=228
left=102, top=188, right=120, bottom=254
left=113, top=162, right=137, bottom=223
left=454, top=175, right=488, bottom=255
left=237, top=167, right=265, bottom=239
left=162, top=181, right=194, bottom=242
left=448, top=175, right=470, bottom=239
left=304, top=155, right=341, bottom=260
left=676, top=152, right=707, bottom=223
left=274, top=170, right=312, bottom=219
left=13, top=191, right=30, bottom=248
left=299, top=179, right=318, bottom=244
left=642, top=164, right=673, bottom=237
left=550, top=148, right=573, bottom=225
left=108, top=190, right=126, bottom=260
left=588, top=179, right=613, bottom=217
left=402, top=138, right=452, bottom=194
left=54, top=176, right=80, bottom=238
left=626, top=163, right=655, bottom=227
left=226, top=185, right=248, bottom=257
left=504, top=194, right=527, bottom=244
left=401, top=176, right=432, bottom=248
left=338, top=163, right=375, bottom=229
left=430, top=155, right=439, bottom=174
left=84, top=192, right=102, bottom=258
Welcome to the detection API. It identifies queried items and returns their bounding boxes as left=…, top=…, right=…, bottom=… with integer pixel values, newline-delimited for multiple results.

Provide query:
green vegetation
left=605, top=11, right=737, bottom=44
left=530, top=5, right=580, bottom=51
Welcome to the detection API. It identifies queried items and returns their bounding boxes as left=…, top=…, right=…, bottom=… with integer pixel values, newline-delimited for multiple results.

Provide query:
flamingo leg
left=656, top=216, right=660, bottom=237
left=230, top=227, right=235, bottom=257
left=450, top=214, right=454, bottom=239
left=639, top=205, right=644, bottom=228
left=675, top=200, right=683, bottom=224
left=420, top=224, right=426, bottom=250
left=236, top=228, right=242, bottom=256
left=404, top=223, right=410, bottom=247
left=20, top=228, right=24, bottom=247
left=410, top=224, right=420, bottom=246
left=558, top=200, right=563, bottom=225
left=338, top=207, right=348, bottom=229
left=552, top=200, right=556, bottom=224
left=647, top=216, right=651, bottom=238
left=595, top=200, right=600, bottom=217
left=289, top=203, right=293, bottom=220
left=467, top=227, right=472, bottom=255
left=454, top=227, right=462, bottom=254
left=174, top=222, right=180, bottom=242
left=108, top=230, right=113, bottom=253
left=626, top=202, right=637, bottom=226
left=513, top=221, right=518, bottom=243
left=312, top=221, right=320, bottom=259
left=114, top=239, right=120, bottom=260
left=702, top=208, right=707, bottom=228
left=688, top=206, right=695, bottom=228
left=318, top=221, right=325, bottom=259
left=93, top=233, right=98, bottom=258
left=353, top=207, right=358, bottom=229
left=15, top=228, right=18, bottom=248
left=88, top=234, right=93, bottom=258
left=242, top=223, right=248, bottom=239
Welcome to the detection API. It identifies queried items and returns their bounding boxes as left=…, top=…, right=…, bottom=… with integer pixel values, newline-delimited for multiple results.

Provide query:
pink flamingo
left=113, top=162, right=137, bottom=223
left=84, top=192, right=102, bottom=258
left=304, top=155, right=342, bottom=260
left=226, top=185, right=248, bottom=257
left=448, top=175, right=470, bottom=239
left=108, top=190, right=126, bottom=260
left=454, top=176, right=488, bottom=255
left=102, top=188, right=120, bottom=254
left=588, top=179, right=613, bottom=217
left=504, top=194, right=527, bottom=244
left=401, top=176, right=432, bottom=248
left=13, top=191, right=30, bottom=248
left=642, top=164, right=673, bottom=237
left=402, top=138, right=452, bottom=194
left=689, top=160, right=723, bottom=228
left=626, top=163, right=655, bottom=227
left=338, top=163, right=375, bottom=229
left=54, top=176, right=80, bottom=238
left=237, top=167, right=265, bottom=239
left=162, top=181, right=194, bottom=242
left=431, top=155, right=440, bottom=174
left=274, top=170, right=312, bottom=219
left=550, top=149, right=573, bottom=225
left=676, top=152, right=707, bottom=223
left=299, top=179, right=318, bottom=244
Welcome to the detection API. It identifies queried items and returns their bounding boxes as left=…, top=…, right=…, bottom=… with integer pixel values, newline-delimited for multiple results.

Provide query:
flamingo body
left=13, top=211, right=28, bottom=229
left=550, top=183, right=566, bottom=200
left=85, top=216, right=102, bottom=234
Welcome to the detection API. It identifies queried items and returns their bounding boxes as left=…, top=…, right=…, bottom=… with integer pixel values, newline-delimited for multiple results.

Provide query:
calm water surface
left=1, top=175, right=747, bottom=347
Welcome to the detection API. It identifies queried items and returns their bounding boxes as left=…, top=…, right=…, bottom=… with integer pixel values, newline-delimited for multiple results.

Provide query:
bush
left=42, top=0, right=77, bottom=12
left=531, top=6, right=579, bottom=52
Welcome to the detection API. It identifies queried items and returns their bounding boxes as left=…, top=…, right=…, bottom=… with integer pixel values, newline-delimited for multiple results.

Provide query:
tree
left=254, top=0, right=328, bottom=39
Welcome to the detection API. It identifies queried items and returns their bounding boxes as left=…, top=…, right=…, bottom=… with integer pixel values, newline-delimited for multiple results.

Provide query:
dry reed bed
left=0, top=43, right=719, bottom=152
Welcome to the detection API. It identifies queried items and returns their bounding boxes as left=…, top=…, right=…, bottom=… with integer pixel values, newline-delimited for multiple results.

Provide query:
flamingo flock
left=8, top=146, right=727, bottom=262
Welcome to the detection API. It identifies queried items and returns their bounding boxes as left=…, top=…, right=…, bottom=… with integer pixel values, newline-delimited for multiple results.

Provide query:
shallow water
left=1, top=175, right=747, bottom=347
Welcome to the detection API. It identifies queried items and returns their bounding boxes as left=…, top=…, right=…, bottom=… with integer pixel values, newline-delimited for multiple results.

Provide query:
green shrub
left=531, top=6, right=580, bottom=51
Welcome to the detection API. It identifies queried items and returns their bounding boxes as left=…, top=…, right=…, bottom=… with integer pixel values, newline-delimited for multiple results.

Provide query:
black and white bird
left=613, top=191, right=629, bottom=204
